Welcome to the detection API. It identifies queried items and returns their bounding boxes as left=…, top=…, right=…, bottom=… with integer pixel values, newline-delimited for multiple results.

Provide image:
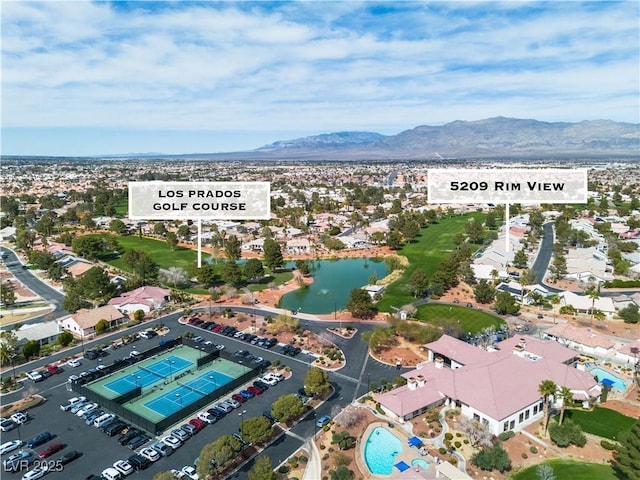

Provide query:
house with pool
left=375, top=335, right=602, bottom=436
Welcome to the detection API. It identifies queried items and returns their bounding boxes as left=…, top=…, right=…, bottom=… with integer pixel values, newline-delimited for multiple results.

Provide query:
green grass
left=510, top=459, right=615, bottom=480
left=103, top=235, right=210, bottom=271
left=114, top=199, right=128, bottom=216
left=376, top=213, right=485, bottom=311
left=416, top=303, right=504, bottom=334
left=561, top=407, right=635, bottom=441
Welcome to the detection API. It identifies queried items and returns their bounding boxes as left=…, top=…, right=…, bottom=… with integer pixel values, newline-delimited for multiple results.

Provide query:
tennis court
left=144, top=369, right=235, bottom=417
left=104, top=355, right=192, bottom=396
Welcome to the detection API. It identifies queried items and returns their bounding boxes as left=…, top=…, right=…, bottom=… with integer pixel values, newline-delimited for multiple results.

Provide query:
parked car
left=254, top=380, right=270, bottom=390
left=20, top=464, right=49, bottom=480
left=127, top=435, right=149, bottom=450
left=206, top=407, right=225, bottom=419
left=197, top=411, right=215, bottom=424
left=113, top=459, right=134, bottom=476
left=260, top=376, right=278, bottom=386
left=171, top=428, right=190, bottom=442
left=56, top=450, right=82, bottom=465
left=247, top=385, right=264, bottom=395
left=161, top=435, right=182, bottom=449
left=66, top=358, right=81, bottom=368
left=182, top=423, right=199, bottom=436
left=150, top=441, right=174, bottom=457
left=181, top=465, right=199, bottom=480
left=0, top=417, right=16, bottom=431
left=189, top=417, right=208, bottom=430
left=239, top=389, right=254, bottom=399
left=139, top=446, right=160, bottom=462
left=101, top=467, right=123, bottom=480
left=3, top=450, right=35, bottom=472
left=226, top=398, right=241, bottom=409
left=128, top=453, right=151, bottom=470
left=316, top=415, right=331, bottom=428
left=215, top=402, right=233, bottom=413
left=231, top=393, right=247, bottom=403
left=10, top=412, right=28, bottom=424
left=38, top=442, right=64, bottom=458
left=76, top=402, right=98, bottom=417
left=0, top=439, right=22, bottom=455
left=26, top=370, right=44, bottom=382
left=118, top=429, right=142, bottom=446
left=262, top=411, right=277, bottom=425
left=25, top=431, right=51, bottom=449
left=104, top=421, right=128, bottom=436
left=60, top=396, right=86, bottom=411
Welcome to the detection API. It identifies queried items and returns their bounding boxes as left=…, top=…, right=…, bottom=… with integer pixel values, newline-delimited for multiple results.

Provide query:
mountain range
left=246, top=117, right=639, bottom=160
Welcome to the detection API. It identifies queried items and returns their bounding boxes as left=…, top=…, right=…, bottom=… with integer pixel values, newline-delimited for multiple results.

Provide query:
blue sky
left=2, top=1, right=638, bottom=156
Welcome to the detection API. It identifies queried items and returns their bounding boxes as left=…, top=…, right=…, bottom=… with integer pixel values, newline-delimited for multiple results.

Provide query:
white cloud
left=1, top=1, right=638, bottom=154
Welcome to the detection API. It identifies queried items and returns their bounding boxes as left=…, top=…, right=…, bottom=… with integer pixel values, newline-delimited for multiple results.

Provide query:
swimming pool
left=411, top=458, right=429, bottom=469
left=364, top=427, right=403, bottom=475
left=590, top=367, right=627, bottom=391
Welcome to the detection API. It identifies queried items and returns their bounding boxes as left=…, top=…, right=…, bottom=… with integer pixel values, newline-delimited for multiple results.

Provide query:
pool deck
left=359, top=422, right=438, bottom=480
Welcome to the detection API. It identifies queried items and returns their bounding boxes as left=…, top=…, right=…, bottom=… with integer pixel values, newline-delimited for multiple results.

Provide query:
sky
left=1, top=1, right=639, bottom=156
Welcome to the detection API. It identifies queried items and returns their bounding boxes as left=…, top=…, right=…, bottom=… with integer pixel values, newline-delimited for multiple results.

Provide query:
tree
left=465, top=218, right=485, bottom=243
left=0, top=331, right=18, bottom=368
left=513, top=248, right=528, bottom=268
left=72, top=235, right=109, bottom=260
left=539, top=379, right=558, bottom=436
left=474, top=279, right=495, bottom=304
left=407, top=268, right=428, bottom=297
left=165, top=231, right=178, bottom=250
left=330, top=466, right=354, bottom=480
left=22, top=340, right=41, bottom=360
left=294, top=259, right=310, bottom=275
left=619, top=303, right=640, bottom=324
left=612, top=418, right=640, bottom=480
left=485, top=210, right=497, bottom=229
left=152, top=472, right=175, bottom=480
left=0, top=280, right=17, bottom=307
left=57, top=331, right=74, bottom=347
left=471, top=442, right=511, bottom=473
left=346, top=288, right=377, bottom=319
left=94, top=319, right=110, bottom=334
left=271, top=394, right=305, bottom=423
left=153, top=222, right=167, bottom=236
left=240, top=416, right=273, bottom=445
left=494, top=291, right=520, bottom=315
left=244, top=258, right=265, bottom=280
left=47, top=262, right=67, bottom=281
left=557, top=386, right=573, bottom=425
left=248, top=455, right=275, bottom=480
left=304, top=366, right=330, bottom=397
left=159, top=267, right=188, bottom=287
left=331, top=431, right=354, bottom=450
left=222, top=260, right=242, bottom=285
left=133, top=309, right=145, bottom=322
left=224, top=234, right=242, bottom=260
left=263, top=238, right=284, bottom=271
left=584, top=284, right=601, bottom=324
left=460, top=417, right=493, bottom=448
left=109, top=219, right=127, bottom=234
left=385, top=230, right=403, bottom=249
left=536, top=464, right=556, bottom=480
left=197, top=435, right=241, bottom=477
left=15, top=228, right=36, bottom=251
left=196, top=264, right=217, bottom=286
left=77, top=266, right=116, bottom=306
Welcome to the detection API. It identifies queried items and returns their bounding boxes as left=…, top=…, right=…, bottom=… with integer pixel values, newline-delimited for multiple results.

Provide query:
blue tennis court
left=144, top=369, right=234, bottom=416
left=105, top=355, right=192, bottom=395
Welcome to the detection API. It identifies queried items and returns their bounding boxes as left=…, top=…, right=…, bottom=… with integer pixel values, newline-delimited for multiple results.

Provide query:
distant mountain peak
left=257, top=131, right=387, bottom=151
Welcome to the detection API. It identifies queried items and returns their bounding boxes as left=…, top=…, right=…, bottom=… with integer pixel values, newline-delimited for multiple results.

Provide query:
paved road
left=0, top=246, right=67, bottom=323
left=531, top=222, right=554, bottom=288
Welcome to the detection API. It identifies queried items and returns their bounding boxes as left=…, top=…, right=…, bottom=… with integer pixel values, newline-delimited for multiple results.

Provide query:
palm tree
left=539, top=379, right=558, bottom=436
left=557, top=386, right=573, bottom=425
left=490, top=269, right=499, bottom=285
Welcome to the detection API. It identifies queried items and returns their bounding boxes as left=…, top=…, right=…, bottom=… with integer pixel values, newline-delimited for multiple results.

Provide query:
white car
left=66, top=358, right=81, bottom=368
left=260, top=375, right=278, bottom=386
left=0, top=440, right=22, bottom=455
left=10, top=412, right=28, bottom=424
left=197, top=411, right=215, bottom=424
left=113, top=459, right=134, bottom=476
left=26, top=371, right=43, bottom=382
left=102, top=467, right=123, bottom=480
left=161, top=435, right=182, bottom=449
left=0, top=417, right=16, bottom=431
left=76, top=402, right=98, bottom=417
left=21, top=463, right=48, bottom=480
left=181, top=465, right=199, bottom=480
left=170, top=469, right=187, bottom=479
left=60, top=396, right=86, bottom=411
left=139, top=446, right=160, bottom=462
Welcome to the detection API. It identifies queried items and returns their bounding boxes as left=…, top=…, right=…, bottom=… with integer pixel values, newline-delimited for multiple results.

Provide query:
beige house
left=57, top=305, right=126, bottom=339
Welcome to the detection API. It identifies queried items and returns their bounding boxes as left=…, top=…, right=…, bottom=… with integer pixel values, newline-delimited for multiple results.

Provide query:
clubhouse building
left=375, top=335, right=601, bottom=435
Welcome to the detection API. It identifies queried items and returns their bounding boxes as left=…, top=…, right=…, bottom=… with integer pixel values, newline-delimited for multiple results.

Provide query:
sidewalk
left=301, top=439, right=322, bottom=480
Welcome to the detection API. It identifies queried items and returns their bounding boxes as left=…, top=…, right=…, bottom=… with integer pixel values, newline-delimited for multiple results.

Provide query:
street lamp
left=367, top=373, right=371, bottom=392
left=238, top=409, right=247, bottom=440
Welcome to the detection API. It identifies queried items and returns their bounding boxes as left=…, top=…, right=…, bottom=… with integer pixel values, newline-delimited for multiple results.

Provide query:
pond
left=279, top=258, right=388, bottom=314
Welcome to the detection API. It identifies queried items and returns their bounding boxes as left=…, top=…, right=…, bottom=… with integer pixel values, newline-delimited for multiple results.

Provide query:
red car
left=39, top=443, right=64, bottom=458
left=231, top=393, right=247, bottom=403
left=189, top=418, right=206, bottom=431
left=47, top=364, right=63, bottom=374
left=247, top=386, right=264, bottom=395
left=213, top=325, right=224, bottom=333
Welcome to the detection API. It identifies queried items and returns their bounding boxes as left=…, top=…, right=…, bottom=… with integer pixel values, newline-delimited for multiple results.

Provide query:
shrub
left=278, top=465, right=289, bottom=474
left=456, top=432, right=462, bottom=437
left=445, top=432, right=454, bottom=441
left=288, top=456, right=298, bottom=464
left=299, top=456, right=308, bottom=464
left=549, top=420, right=587, bottom=448
left=521, top=453, right=528, bottom=459
left=498, top=431, right=515, bottom=441
left=454, top=441, right=462, bottom=448
left=471, top=443, right=512, bottom=473
left=439, top=447, right=447, bottom=455
left=530, top=446, right=538, bottom=454
left=600, top=440, right=618, bottom=450
left=322, top=453, right=329, bottom=460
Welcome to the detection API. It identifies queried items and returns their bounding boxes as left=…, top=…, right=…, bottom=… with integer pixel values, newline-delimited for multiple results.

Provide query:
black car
left=118, top=429, right=141, bottom=445
left=128, top=453, right=151, bottom=470
left=254, top=380, right=270, bottom=390
left=83, top=350, right=99, bottom=360
left=127, top=434, right=149, bottom=450
left=207, top=407, right=225, bottom=419
left=57, top=450, right=82, bottom=465
left=26, top=431, right=52, bottom=448
left=104, top=421, right=127, bottom=436
left=262, top=411, right=277, bottom=425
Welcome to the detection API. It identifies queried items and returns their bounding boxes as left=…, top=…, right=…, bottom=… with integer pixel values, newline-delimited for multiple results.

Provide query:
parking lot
left=2, top=322, right=317, bottom=479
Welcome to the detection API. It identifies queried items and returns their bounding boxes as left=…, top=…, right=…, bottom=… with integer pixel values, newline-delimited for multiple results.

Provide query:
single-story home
left=375, top=335, right=600, bottom=436
left=615, top=339, right=640, bottom=366
left=557, top=291, right=616, bottom=319
left=14, top=321, right=63, bottom=348
left=543, top=324, right=615, bottom=357
left=108, top=286, right=171, bottom=314
left=58, top=305, right=127, bottom=339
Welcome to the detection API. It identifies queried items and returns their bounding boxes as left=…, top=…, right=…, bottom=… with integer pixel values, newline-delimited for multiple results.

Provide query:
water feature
left=279, top=258, right=388, bottom=314
left=411, top=458, right=429, bottom=469
left=364, top=426, right=403, bottom=475
left=589, top=367, right=627, bottom=391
